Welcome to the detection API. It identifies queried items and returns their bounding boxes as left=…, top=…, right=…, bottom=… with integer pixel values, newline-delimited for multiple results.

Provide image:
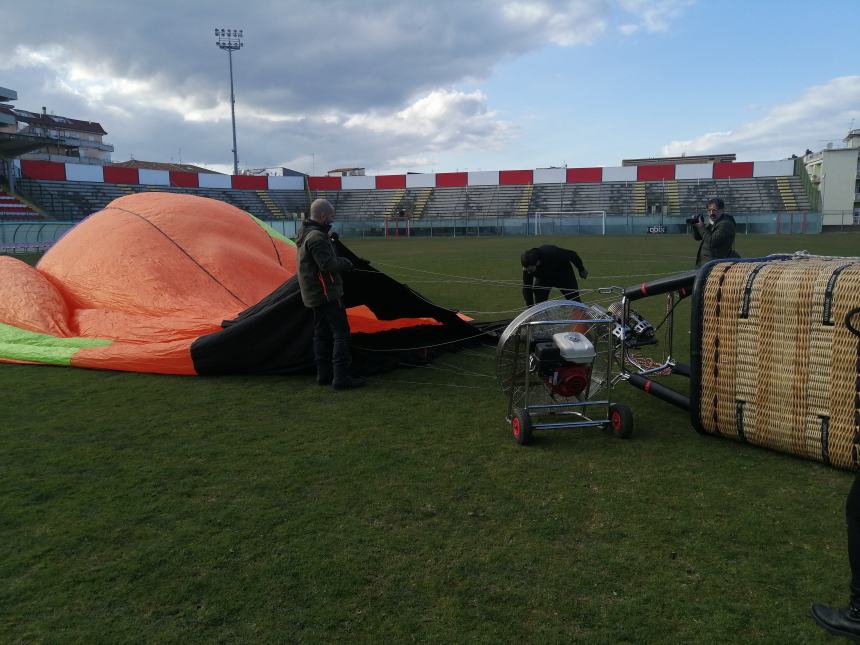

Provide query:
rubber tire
left=512, top=409, right=533, bottom=446
left=608, top=403, right=633, bottom=439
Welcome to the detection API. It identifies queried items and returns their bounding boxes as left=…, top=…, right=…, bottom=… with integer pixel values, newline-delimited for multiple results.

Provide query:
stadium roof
left=622, top=153, right=736, bottom=166
left=0, top=106, right=106, bottom=135
left=110, top=160, right=222, bottom=174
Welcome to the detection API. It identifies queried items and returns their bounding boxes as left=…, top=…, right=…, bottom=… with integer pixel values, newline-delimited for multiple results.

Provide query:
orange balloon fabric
left=0, top=192, right=477, bottom=375
left=0, top=193, right=297, bottom=374
left=38, top=192, right=296, bottom=322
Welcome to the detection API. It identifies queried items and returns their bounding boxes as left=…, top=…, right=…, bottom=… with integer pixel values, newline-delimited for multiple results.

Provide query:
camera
left=685, top=214, right=704, bottom=225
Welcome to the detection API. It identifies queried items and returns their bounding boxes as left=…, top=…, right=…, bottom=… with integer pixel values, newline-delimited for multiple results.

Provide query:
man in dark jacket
left=692, top=198, right=738, bottom=267
left=811, top=471, right=860, bottom=640
left=296, top=198, right=366, bottom=390
left=521, top=245, right=589, bottom=306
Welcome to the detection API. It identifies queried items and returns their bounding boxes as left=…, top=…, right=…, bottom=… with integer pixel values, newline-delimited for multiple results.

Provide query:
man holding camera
left=691, top=197, right=739, bottom=267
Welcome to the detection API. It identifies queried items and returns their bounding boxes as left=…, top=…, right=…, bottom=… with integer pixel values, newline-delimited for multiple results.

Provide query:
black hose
left=626, top=373, right=690, bottom=411
left=671, top=362, right=691, bottom=377
left=622, top=270, right=697, bottom=302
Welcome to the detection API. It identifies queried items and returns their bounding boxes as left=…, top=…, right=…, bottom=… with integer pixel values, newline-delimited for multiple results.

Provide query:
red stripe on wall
left=435, top=172, right=468, bottom=188
left=713, top=162, right=754, bottom=179
left=499, top=170, right=533, bottom=185
left=170, top=171, right=199, bottom=188
left=637, top=164, right=675, bottom=181
left=307, top=176, right=342, bottom=190
left=566, top=167, right=602, bottom=183
left=21, top=160, right=66, bottom=181
left=232, top=175, right=268, bottom=190
left=376, top=175, right=406, bottom=189
left=103, top=166, right=139, bottom=184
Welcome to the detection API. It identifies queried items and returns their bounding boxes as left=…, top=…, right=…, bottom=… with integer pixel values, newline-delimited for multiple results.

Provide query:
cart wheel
left=512, top=409, right=533, bottom=446
left=608, top=403, right=633, bottom=439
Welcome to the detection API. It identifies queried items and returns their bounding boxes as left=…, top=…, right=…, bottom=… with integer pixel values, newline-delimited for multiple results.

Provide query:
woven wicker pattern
left=698, top=257, right=860, bottom=470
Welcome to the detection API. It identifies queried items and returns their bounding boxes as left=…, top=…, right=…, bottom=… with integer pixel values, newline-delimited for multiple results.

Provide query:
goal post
left=384, top=215, right=411, bottom=239
left=533, top=211, right=606, bottom=236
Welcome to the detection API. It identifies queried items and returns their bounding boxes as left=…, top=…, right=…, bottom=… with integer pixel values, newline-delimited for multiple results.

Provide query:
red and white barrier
left=534, top=168, right=566, bottom=184
left=676, top=163, right=712, bottom=180
left=18, top=158, right=798, bottom=191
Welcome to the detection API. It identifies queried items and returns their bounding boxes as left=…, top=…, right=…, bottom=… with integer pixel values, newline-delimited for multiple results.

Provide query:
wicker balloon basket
left=691, top=254, right=860, bottom=470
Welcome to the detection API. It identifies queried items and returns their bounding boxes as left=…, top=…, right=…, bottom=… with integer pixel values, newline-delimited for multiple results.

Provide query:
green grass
left=2, top=232, right=859, bottom=642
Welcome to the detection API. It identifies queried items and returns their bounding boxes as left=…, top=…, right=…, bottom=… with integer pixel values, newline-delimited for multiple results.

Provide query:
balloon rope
left=351, top=328, right=498, bottom=353
left=364, top=375, right=496, bottom=390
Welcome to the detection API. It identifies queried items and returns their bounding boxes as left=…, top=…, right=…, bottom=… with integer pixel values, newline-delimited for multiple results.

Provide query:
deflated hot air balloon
left=0, top=192, right=479, bottom=375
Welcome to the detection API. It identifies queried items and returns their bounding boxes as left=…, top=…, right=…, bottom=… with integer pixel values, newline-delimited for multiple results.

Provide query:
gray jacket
left=295, top=220, right=353, bottom=307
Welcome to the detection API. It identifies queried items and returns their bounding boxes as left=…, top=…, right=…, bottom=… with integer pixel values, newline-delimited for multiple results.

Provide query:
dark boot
left=312, top=321, right=333, bottom=386
left=332, top=363, right=366, bottom=390
left=316, top=364, right=333, bottom=386
left=811, top=601, right=860, bottom=641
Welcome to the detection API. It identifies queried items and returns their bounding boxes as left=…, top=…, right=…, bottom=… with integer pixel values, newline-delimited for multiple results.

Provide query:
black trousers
left=848, top=472, right=860, bottom=598
left=312, top=299, right=351, bottom=372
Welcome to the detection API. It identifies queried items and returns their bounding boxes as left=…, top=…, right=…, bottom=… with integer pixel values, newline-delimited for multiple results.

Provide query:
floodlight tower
left=215, top=28, right=243, bottom=176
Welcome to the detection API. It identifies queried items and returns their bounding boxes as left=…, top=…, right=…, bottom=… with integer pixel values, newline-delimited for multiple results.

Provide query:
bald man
left=296, top=199, right=366, bottom=390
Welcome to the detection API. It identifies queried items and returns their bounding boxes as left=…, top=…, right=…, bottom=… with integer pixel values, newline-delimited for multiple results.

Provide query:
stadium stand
left=13, top=158, right=812, bottom=222
left=16, top=178, right=307, bottom=221
left=331, top=188, right=405, bottom=219
left=0, top=190, right=40, bottom=220
left=526, top=177, right=809, bottom=216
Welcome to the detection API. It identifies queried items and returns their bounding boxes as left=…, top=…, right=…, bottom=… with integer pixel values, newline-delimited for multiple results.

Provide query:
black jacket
left=693, top=214, right=738, bottom=267
left=522, top=245, right=587, bottom=305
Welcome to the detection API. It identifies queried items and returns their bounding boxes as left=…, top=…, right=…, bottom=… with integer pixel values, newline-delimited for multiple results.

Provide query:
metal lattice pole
left=215, top=28, right=244, bottom=176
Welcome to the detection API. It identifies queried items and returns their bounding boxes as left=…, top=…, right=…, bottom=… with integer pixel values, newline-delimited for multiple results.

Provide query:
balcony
left=23, top=152, right=108, bottom=165
left=55, top=135, right=114, bottom=153
left=24, top=130, right=114, bottom=153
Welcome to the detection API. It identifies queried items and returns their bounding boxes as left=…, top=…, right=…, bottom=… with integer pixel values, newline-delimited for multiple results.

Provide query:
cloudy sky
left=1, top=0, right=858, bottom=175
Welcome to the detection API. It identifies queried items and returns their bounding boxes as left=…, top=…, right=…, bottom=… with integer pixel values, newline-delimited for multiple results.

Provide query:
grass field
left=3, top=232, right=859, bottom=642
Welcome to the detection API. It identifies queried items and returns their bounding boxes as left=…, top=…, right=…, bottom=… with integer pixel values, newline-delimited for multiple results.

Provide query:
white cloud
left=0, top=0, right=692, bottom=172
left=343, top=89, right=514, bottom=152
left=0, top=45, right=64, bottom=70
left=662, top=76, right=860, bottom=158
left=501, top=1, right=608, bottom=46
left=617, top=0, right=693, bottom=33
